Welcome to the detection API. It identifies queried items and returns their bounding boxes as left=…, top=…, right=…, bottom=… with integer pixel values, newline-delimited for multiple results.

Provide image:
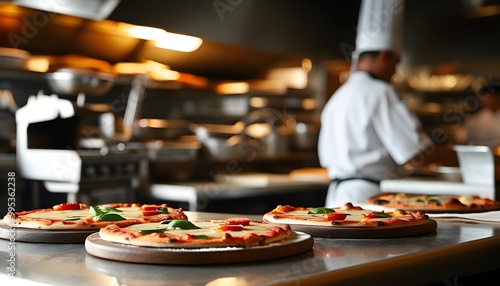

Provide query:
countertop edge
left=275, top=235, right=500, bottom=286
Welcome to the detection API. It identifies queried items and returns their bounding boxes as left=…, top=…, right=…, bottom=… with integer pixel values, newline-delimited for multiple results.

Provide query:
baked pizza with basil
left=263, top=203, right=430, bottom=229
left=3, top=202, right=188, bottom=230
left=366, top=193, right=500, bottom=213
left=98, top=217, right=294, bottom=248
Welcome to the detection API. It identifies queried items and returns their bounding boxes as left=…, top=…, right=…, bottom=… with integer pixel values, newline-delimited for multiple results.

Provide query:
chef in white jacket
left=318, top=0, right=436, bottom=207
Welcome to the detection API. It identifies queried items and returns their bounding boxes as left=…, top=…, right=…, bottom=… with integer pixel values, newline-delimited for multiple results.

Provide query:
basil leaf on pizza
left=167, top=220, right=200, bottom=229
left=90, top=205, right=126, bottom=221
left=65, top=216, right=82, bottom=221
left=96, top=213, right=126, bottom=221
left=307, top=207, right=335, bottom=214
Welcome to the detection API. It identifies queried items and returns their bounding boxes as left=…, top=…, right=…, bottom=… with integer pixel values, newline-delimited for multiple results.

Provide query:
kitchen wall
left=404, top=0, right=500, bottom=73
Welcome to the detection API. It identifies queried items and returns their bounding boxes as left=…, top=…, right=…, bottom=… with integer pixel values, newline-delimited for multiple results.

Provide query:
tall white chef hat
left=351, top=0, right=405, bottom=70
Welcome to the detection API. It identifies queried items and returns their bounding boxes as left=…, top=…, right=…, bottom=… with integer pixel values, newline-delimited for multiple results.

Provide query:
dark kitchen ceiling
left=108, top=0, right=361, bottom=60
left=4, top=0, right=500, bottom=81
left=0, top=0, right=361, bottom=80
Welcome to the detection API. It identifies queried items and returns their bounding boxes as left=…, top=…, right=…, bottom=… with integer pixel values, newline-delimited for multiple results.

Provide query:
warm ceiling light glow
left=145, top=60, right=169, bottom=71
left=0, top=3, right=26, bottom=15
left=216, top=82, right=249, bottom=94
left=443, top=75, right=458, bottom=89
left=113, top=62, right=148, bottom=74
left=113, top=60, right=179, bottom=80
left=25, top=56, right=49, bottom=72
left=424, top=102, right=442, bottom=113
left=127, top=25, right=165, bottom=40
left=302, top=98, right=317, bottom=110
left=148, top=69, right=180, bottom=81
left=267, top=67, right=308, bottom=89
left=125, top=24, right=203, bottom=52
left=408, top=75, right=419, bottom=89
left=302, top=58, right=312, bottom=72
left=246, top=123, right=271, bottom=139
left=155, top=32, right=203, bottom=52
left=250, top=97, right=269, bottom=108
left=139, top=118, right=167, bottom=128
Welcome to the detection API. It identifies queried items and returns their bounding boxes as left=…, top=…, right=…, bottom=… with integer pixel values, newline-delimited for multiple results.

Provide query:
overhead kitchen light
left=24, top=55, right=49, bottom=72
left=148, top=68, right=180, bottom=81
left=126, top=25, right=165, bottom=41
left=113, top=60, right=180, bottom=81
left=11, top=0, right=120, bottom=20
left=124, top=24, right=203, bottom=53
left=154, top=31, right=203, bottom=53
left=215, top=82, right=250, bottom=94
left=113, top=62, right=148, bottom=75
left=266, top=67, right=308, bottom=89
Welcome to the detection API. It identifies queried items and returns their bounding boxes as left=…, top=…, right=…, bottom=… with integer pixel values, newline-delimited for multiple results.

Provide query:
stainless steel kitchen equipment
left=46, top=68, right=116, bottom=96
left=452, top=144, right=499, bottom=199
left=380, top=145, right=498, bottom=200
left=132, top=118, right=192, bottom=141
left=292, top=121, right=320, bottom=151
left=16, top=91, right=148, bottom=206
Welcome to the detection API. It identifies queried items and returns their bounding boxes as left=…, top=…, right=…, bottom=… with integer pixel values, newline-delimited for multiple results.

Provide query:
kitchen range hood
left=10, top=0, right=120, bottom=20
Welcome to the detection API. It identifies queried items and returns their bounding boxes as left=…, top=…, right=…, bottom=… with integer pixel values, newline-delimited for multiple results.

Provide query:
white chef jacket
left=318, top=71, right=432, bottom=207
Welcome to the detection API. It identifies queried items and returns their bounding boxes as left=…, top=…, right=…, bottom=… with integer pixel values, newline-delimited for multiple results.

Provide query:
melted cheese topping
left=22, top=209, right=92, bottom=220
left=19, top=207, right=156, bottom=220
left=20, top=207, right=159, bottom=220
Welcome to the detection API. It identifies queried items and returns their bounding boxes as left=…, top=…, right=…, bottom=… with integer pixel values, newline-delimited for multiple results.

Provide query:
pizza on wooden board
left=366, top=193, right=500, bottom=213
left=263, top=203, right=430, bottom=229
left=3, top=202, right=188, bottom=230
left=98, top=217, right=294, bottom=248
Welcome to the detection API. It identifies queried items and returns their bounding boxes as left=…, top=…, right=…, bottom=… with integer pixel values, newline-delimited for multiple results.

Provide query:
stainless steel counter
left=1, top=212, right=500, bottom=286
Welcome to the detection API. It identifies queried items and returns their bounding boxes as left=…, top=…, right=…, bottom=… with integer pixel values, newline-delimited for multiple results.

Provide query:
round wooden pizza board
left=0, top=222, right=96, bottom=243
left=85, top=231, right=314, bottom=265
left=281, top=219, right=437, bottom=238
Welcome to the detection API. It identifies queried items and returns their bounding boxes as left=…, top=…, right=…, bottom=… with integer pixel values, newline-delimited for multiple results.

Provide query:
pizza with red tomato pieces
left=2, top=202, right=188, bottom=230
left=263, top=203, right=430, bottom=229
left=98, top=217, right=294, bottom=248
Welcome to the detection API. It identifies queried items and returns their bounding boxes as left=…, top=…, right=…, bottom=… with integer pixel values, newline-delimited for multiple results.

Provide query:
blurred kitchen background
left=1, top=0, right=500, bottom=214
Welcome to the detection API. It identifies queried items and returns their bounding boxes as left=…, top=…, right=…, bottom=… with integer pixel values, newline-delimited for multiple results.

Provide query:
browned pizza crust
left=98, top=220, right=293, bottom=248
left=366, top=193, right=500, bottom=213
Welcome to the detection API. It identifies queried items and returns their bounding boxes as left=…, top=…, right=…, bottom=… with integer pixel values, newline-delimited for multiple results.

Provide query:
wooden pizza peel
left=85, top=231, right=314, bottom=265
left=281, top=219, right=438, bottom=239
